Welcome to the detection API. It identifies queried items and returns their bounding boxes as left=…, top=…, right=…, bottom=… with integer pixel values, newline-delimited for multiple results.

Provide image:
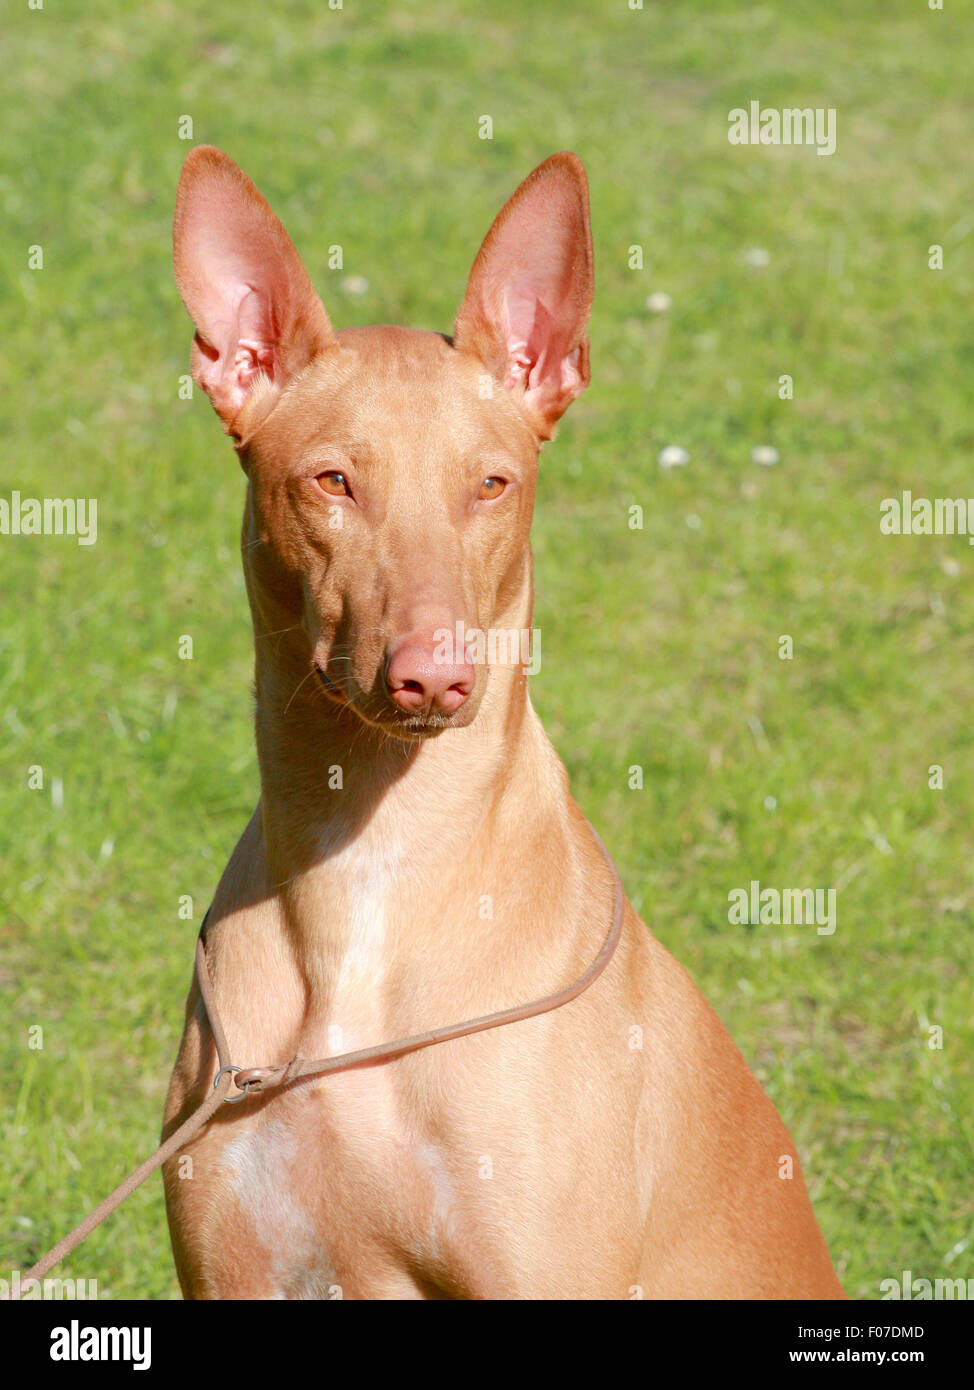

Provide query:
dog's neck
left=248, top=564, right=539, bottom=899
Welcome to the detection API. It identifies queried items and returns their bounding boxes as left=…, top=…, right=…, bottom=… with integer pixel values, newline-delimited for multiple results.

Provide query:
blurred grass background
left=1, top=0, right=972, bottom=1299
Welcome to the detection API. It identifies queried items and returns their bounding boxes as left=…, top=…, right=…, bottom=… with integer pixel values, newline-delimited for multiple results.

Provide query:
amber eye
left=317, top=471, right=350, bottom=497
left=478, top=476, right=507, bottom=501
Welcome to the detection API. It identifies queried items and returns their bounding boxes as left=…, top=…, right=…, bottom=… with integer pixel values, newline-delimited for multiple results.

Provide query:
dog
left=162, top=146, right=844, bottom=1300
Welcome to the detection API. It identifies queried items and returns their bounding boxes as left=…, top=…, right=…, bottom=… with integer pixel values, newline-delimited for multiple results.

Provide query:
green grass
left=1, top=0, right=972, bottom=1299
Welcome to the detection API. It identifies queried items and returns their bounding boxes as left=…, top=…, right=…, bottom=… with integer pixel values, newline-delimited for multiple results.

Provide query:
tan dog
left=162, top=146, right=844, bottom=1300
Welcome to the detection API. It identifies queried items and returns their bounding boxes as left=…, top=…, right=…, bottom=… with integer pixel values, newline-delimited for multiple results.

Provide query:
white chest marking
left=222, top=1120, right=337, bottom=1297
left=334, top=848, right=400, bottom=992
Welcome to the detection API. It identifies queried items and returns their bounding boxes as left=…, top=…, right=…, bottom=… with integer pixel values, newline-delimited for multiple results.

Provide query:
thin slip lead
left=7, top=820, right=625, bottom=1297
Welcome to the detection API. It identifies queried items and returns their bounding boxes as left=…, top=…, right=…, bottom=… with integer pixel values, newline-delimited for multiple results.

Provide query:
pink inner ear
left=504, top=284, right=575, bottom=394
left=190, top=216, right=287, bottom=390
left=503, top=284, right=548, bottom=387
left=190, top=283, right=277, bottom=406
left=454, top=156, right=592, bottom=434
left=225, top=283, right=277, bottom=391
left=503, top=281, right=584, bottom=408
left=174, top=147, right=336, bottom=430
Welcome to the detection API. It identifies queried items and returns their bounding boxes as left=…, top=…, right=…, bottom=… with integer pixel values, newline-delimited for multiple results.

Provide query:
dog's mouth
left=314, top=665, right=456, bottom=740
left=314, top=664, right=345, bottom=702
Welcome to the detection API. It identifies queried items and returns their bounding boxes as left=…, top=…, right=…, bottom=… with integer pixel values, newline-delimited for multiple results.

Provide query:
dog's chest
left=213, top=845, right=474, bottom=1296
left=215, top=1076, right=466, bottom=1298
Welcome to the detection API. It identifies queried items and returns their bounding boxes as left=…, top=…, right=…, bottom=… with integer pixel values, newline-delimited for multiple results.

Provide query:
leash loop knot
left=213, top=1064, right=251, bottom=1104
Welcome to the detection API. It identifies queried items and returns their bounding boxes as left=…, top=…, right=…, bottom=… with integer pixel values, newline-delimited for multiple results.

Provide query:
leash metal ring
left=213, top=1064, right=252, bottom=1104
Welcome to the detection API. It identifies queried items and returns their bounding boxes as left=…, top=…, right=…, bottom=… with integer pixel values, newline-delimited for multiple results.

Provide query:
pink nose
left=385, top=635, right=475, bottom=715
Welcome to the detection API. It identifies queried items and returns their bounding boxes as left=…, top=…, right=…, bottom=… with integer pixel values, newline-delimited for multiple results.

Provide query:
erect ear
left=173, top=145, right=336, bottom=439
left=453, top=153, right=594, bottom=442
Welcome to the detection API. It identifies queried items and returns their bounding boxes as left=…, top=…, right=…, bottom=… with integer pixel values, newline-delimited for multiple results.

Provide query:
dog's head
left=173, top=147, right=593, bottom=739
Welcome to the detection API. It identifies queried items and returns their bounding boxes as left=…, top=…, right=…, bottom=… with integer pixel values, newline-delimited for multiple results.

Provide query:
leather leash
left=7, top=823, right=625, bottom=1298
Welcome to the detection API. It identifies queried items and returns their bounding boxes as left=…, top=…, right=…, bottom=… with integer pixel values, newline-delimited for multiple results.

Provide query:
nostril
left=437, top=682, right=471, bottom=715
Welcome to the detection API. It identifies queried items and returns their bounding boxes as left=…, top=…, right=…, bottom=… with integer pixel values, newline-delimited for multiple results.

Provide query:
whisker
left=282, top=666, right=317, bottom=716
left=255, top=624, right=303, bottom=643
